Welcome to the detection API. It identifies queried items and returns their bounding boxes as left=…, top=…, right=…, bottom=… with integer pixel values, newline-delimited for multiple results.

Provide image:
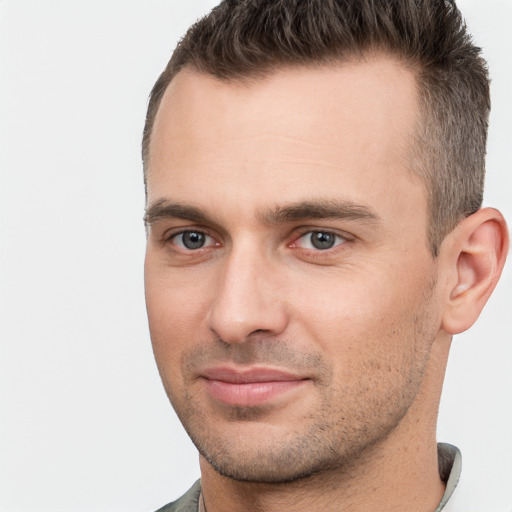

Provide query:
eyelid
left=162, top=226, right=221, bottom=251
left=289, top=227, right=353, bottom=247
left=174, top=232, right=217, bottom=250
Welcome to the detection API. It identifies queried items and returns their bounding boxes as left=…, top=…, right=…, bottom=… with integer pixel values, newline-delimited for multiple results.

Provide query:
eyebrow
left=260, top=200, right=380, bottom=225
left=144, top=200, right=211, bottom=226
left=144, top=198, right=381, bottom=227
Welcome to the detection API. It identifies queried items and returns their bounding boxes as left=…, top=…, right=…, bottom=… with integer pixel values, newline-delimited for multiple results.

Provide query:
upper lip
left=200, top=366, right=308, bottom=383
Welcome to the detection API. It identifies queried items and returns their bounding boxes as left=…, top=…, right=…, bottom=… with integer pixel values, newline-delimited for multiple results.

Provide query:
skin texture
left=144, top=58, right=508, bottom=512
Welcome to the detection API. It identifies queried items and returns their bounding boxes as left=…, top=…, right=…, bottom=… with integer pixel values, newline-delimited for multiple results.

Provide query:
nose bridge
left=207, top=240, right=288, bottom=343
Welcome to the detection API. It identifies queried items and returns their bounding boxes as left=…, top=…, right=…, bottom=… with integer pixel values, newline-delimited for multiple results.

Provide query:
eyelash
left=164, top=228, right=350, bottom=256
left=166, top=230, right=219, bottom=251
left=290, top=230, right=347, bottom=251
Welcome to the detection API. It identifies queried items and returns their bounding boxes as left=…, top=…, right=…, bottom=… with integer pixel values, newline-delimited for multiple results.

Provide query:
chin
left=189, top=417, right=381, bottom=484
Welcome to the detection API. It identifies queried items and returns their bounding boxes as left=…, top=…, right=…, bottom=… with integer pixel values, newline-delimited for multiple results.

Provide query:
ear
left=441, top=207, right=509, bottom=335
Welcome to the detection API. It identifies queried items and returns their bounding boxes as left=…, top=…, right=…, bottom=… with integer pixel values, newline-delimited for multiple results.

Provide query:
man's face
left=144, top=59, right=443, bottom=482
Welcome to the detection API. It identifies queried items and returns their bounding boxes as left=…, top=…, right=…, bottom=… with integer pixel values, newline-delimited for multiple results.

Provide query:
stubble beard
left=160, top=314, right=438, bottom=485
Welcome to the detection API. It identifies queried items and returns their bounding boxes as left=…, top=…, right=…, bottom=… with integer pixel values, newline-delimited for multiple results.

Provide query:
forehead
left=147, top=58, right=425, bottom=226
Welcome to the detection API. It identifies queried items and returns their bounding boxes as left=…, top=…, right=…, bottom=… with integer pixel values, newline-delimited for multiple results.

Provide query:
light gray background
left=0, top=1, right=510, bottom=511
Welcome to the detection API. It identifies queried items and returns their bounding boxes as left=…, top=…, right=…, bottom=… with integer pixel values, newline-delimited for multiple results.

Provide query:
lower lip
left=202, top=379, right=307, bottom=407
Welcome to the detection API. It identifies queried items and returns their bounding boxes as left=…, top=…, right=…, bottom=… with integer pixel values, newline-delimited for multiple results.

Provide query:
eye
left=171, top=230, right=217, bottom=250
left=293, top=231, right=346, bottom=250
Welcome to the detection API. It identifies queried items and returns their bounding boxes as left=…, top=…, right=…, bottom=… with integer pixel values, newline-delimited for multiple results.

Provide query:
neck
left=200, top=335, right=451, bottom=512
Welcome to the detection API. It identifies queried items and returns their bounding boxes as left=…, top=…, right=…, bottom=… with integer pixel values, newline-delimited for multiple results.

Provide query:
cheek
left=144, top=261, right=213, bottom=369
left=293, top=284, right=434, bottom=420
left=290, top=263, right=437, bottom=369
left=145, top=274, right=209, bottom=409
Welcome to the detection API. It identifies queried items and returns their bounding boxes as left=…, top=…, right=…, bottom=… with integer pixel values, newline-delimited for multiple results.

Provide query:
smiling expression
left=144, top=58, right=444, bottom=482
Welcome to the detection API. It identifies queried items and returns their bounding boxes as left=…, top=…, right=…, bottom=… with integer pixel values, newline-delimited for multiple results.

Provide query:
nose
left=207, top=247, right=289, bottom=344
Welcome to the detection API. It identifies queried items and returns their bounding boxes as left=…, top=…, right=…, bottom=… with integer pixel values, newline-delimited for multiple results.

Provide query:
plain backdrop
left=0, top=1, right=511, bottom=511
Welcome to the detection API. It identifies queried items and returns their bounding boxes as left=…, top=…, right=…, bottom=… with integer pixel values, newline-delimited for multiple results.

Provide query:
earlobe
left=442, top=208, right=509, bottom=335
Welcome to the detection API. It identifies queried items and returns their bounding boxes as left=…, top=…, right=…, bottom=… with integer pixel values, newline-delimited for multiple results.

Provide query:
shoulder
left=154, top=480, right=202, bottom=512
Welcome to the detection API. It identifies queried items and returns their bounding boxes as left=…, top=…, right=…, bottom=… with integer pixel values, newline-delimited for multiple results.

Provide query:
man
left=142, top=0, right=508, bottom=510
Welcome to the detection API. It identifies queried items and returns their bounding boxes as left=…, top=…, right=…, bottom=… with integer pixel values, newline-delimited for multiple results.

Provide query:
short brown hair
left=142, top=0, right=490, bottom=255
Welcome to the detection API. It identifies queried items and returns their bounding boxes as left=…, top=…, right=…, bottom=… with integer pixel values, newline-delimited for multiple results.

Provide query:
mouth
left=199, top=366, right=310, bottom=407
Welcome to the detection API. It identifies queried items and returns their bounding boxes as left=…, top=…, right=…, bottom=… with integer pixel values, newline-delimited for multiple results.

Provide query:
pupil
left=183, top=232, right=205, bottom=249
left=311, top=232, right=335, bottom=250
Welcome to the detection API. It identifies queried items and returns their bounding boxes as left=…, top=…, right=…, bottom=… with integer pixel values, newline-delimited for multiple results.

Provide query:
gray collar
left=434, top=443, right=462, bottom=511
